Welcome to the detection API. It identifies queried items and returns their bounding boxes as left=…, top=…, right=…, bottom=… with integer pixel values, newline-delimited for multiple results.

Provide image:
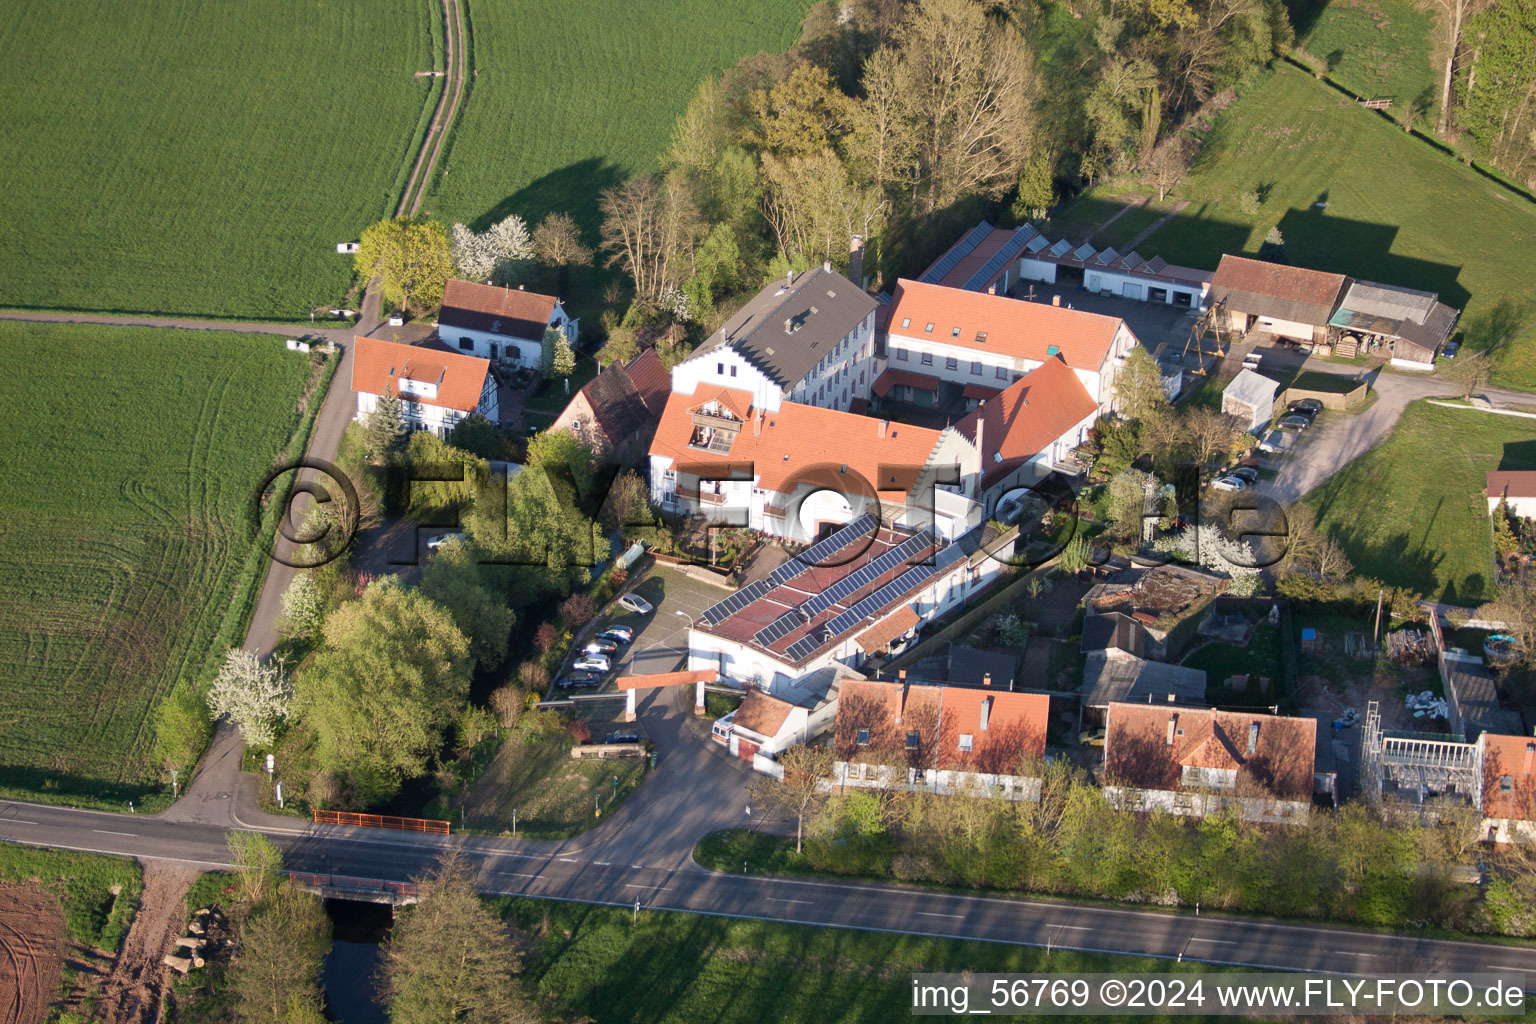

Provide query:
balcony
left=763, top=505, right=787, bottom=520
left=677, top=487, right=728, bottom=507
left=690, top=411, right=743, bottom=433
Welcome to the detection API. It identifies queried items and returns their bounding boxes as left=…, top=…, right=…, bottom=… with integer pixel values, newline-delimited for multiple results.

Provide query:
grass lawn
left=524, top=354, right=599, bottom=416
left=1045, top=190, right=1146, bottom=245
left=1130, top=65, right=1536, bottom=386
left=1181, top=623, right=1288, bottom=709
left=0, top=0, right=434, bottom=319
left=1303, top=401, right=1536, bottom=604
left=0, top=322, right=320, bottom=806
left=0, top=846, right=141, bottom=951
left=500, top=895, right=1272, bottom=1024
left=454, top=717, right=648, bottom=839
left=424, top=0, right=813, bottom=322
left=1292, top=0, right=1438, bottom=108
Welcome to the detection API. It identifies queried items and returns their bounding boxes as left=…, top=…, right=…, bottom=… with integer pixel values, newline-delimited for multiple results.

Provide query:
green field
left=425, top=0, right=813, bottom=316
left=0, top=846, right=141, bottom=950
left=1122, top=65, right=1536, bottom=386
left=0, top=0, right=433, bottom=318
left=1305, top=401, right=1536, bottom=604
left=0, top=323, right=317, bottom=804
left=1293, top=0, right=1438, bottom=109
left=500, top=898, right=1269, bottom=1024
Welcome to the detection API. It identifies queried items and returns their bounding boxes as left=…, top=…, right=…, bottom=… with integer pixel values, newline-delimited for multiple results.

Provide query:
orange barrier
left=311, top=809, right=450, bottom=834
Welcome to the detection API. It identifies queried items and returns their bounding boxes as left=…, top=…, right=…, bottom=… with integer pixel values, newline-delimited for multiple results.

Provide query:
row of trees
left=1439, top=0, right=1536, bottom=187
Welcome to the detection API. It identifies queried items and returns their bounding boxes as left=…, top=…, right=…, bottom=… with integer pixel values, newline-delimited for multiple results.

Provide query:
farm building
left=1487, top=471, right=1536, bottom=518
left=548, top=348, right=669, bottom=464
left=671, top=264, right=876, bottom=414
left=832, top=675, right=1049, bottom=799
left=1207, top=255, right=1348, bottom=345
left=1222, top=368, right=1280, bottom=433
left=1103, top=702, right=1317, bottom=823
left=350, top=335, right=498, bottom=438
left=1328, top=280, right=1458, bottom=370
left=437, top=279, right=579, bottom=368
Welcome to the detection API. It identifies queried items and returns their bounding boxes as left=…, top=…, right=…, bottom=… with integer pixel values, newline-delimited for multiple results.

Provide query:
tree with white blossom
left=206, top=649, right=293, bottom=747
left=449, top=215, right=535, bottom=285
left=1155, top=523, right=1261, bottom=596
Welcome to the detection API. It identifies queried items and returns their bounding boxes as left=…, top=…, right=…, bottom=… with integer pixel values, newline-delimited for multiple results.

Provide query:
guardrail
left=311, top=809, right=450, bottom=834
left=285, top=871, right=420, bottom=897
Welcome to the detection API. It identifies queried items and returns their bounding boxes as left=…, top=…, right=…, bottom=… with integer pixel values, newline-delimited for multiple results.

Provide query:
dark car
left=557, top=672, right=600, bottom=690
left=1231, top=466, right=1260, bottom=484
left=605, top=731, right=640, bottom=745
left=1288, top=398, right=1322, bottom=417
left=1442, top=339, right=1461, bottom=359
left=583, top=638, right=619, bottom=655
left=1278, top=415, right=1311, bottom=432
left=597, top=627, right=633, bottom=645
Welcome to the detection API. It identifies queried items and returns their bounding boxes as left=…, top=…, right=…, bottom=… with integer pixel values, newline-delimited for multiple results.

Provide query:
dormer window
left=924, top=322, right=935, bottom=333
left=951, top=327, right=961, bottom=338
left=856, top=727, right=870, bottom=746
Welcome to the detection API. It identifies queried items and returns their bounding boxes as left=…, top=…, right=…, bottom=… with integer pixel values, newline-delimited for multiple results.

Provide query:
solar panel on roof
left=1144, top=256, right=1168, bottom=274
left=820, top=565, right=932, bottom=639
left=752, top=528, right=931, bottom=647
left=1118, top=251, right=1144, bottom=271
left=919, top=223, right=993, bottom=284
left=1025, top=234, right=1049, bottom=254
left=961, top=227, right=1033, bottom=291
left=1072, top=243, right=1096, bottom=261
left=700, top=577, right=773, bottom=625
left=1094, top=247, right=1119, bottom=266
left=1048, top=239, right=1072, bottom=257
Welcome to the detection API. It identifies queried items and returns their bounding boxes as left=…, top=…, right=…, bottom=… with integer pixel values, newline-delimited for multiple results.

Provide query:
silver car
left=617, top=593, right=653, bottom=615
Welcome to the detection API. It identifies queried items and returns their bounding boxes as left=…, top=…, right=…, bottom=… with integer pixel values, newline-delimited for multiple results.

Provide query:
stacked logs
left=163, top=907, right=226, bottom=974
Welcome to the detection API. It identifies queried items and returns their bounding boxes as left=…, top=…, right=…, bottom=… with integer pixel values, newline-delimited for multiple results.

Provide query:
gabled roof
left=1223, top=367, right=1280, bottom=409
left=623, top=348, right=671, bottom=417
left=1081, top=612, right=1148, bottom=658
left=953, top=355, right=1098, bottom=489
left=649, top=393, right=943, bottom=497
left=871, top=368, right=942, bottom=398
left=570, top=351, right=666, bottom=447
left=1104, top=703, right=1316, bottom=800
left=732, top=690, right=799, bottom=740
left=690, top=266, right=875, bottom=389
left=439, top=279, right=558, bottom=340
left=351, top=335, right=491, bottom=413
left=834, top=679, right=1048, bottom=773
left=886, top=279, right=1126, bottom=373
left=1487, top=471, right=1536, bottom=500
left=1082, top=650, right=1206, bottom=708
left=1208, top=255, right=1348, bottom=327
left=855, top=605, right=921, bottom=654
left=1480, top=733, right=1536, bottom=821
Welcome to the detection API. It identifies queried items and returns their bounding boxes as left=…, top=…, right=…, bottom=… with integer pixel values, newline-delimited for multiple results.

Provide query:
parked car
left=617, top=593, right=654, bottom=615
left=1258, top=429, right=1292, bottom=455
left=557, top=673, right=600, bottom=690
left=426, top=531, right=466, bottom=551
left=1289, top=398, right=1323, bottom=417
left=1230, top=466, right=1260, bottom=484
left=584, top=639, right=619, bottom=655
left=597, top=626, right=633, bottom=644
left=605, top=731, right=640, bottom=745
left=1442, top=339, right=1461, bottom=359
left=572, top=653, right=611, bottom=673
left=1243, top=352, right=1263, bottom=368
left=1211, top=476, right=1249, bottom=492
left=1277, top=415, right=1311, bottom=432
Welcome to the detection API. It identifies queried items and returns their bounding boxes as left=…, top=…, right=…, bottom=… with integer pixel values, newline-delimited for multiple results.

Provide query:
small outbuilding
left=1222, top=368, right=1280, bottom=433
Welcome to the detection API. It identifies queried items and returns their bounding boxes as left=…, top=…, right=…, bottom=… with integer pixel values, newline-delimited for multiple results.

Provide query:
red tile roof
left=615, top=669, right=718, bottom=691
left=871, top=368, right=942, bottom=398
left=834, top=679, right=1048, bottom=774
left=351, top=335, right=491, bottom=413
left=624, top=348, right=671, bottom=417
left=439, top=279, right=557, bottom=340
left=1481, top=733, right=1536, bottom=821
left=649, top=393, right=943, bottom=498
left=733, top=690, right=798, bottom=739
left=886, top=279, right=1124, bottom=372
left=1104, top=703, right=1316, bottom=801
left=855, top=605, right=921, bottom=654
left=954, top=355, right=1098, bottom=489
left=1487, top=471, right=1536, bottom=501
left=1209, top=255, right=1348, bottom=308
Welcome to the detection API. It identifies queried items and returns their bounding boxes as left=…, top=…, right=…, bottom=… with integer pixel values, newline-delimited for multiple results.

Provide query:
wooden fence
left=311, top=809, right=450, bottom=834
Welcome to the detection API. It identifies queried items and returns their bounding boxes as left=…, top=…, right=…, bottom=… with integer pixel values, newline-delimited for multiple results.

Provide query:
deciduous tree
left=207, top=650, right=292, bottom=747
left=1113, top=345, right=1172, bottom=423
left=355, top=218, right=454, bottom=315
left=1445, top=349, right=1493, bottom=398
left=599, top=174, right=703, bottom=303
left=751, top=743, right=835, bottom=853
left=230, top=883, right=331, bottom=1024
left=227, top=830, right=283, bottom=906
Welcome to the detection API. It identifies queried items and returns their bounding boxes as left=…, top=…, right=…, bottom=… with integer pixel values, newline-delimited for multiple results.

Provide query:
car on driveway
left=572, top=653, right=611, bottom=673
left=1258, top=429, right=1293, bottom=455
left=427, top=531, right=466, bottom=551
left=1289, top=398, right=1323, bottom=417
left=1442, top=339, right=1460, bottom=359
left=1211, top=476, right=1249, bottom=492
left=605, top=731, right=641, bottom=745
left=1230, top=466, right=1260, bottom=484
left=617, top=593, right=654, bottom=615
left=557, top=672, right=601, bottom=690
left=1277, top=415, right=1311, bottom=432
left=584, top=639, right=619, bottom=655
left=597, top=626, right=633, bottom=645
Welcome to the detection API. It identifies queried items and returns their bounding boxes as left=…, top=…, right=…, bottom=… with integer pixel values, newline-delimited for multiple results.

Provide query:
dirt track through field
left=398, top=0, right=467, bottom=218
left=92, top=862, right=196, bottom=1024
left=0, top=885, right=63, bottom=1024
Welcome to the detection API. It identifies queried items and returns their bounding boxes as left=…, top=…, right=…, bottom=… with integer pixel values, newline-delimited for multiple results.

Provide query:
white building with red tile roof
left=1477, top=732, right=1536, bottom=843
left=831, top=675, right=1049, bottom=798
left=351, top=335, right=498, bottom=437
left=882, top=278, right=1140, bottom=413
left=1486, top=471, right=1536, bottom=519
left=436, top=279, right=578, bottom=367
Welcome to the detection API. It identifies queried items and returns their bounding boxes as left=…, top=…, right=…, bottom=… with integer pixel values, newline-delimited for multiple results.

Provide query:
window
left=895, top=347, right=908, bottom=361
left=1046, top=344, right=1060, bottom=356
left=901, top=317, right=911, bottom=328
left=971, top=360, right=982, bottom=375
left=957, top=734, right=974, bottom=752
left=458, top=338, right=473, bottom=351
left=730, top=365, right=737, bottom=377
left=951, top=327, right=961, bottom=338
left=945, top=356, right=957, bottom=371
left=1502, top=775, right=1515, bottom=792
left=975, top=331, right=988, bottom=344
left=924, top=322, right=935, bottom=333
left=920, top=352, right=933, bottom=366
left=995, top=366, right=1008, bottom=379
left=856, top=727, right=870, bottom=746
left=717, top=362, right=725, bottom=374
left=905, top=730, right=920, bottom=750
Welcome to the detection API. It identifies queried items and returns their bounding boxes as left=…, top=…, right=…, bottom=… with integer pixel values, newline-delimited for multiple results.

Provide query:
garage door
left=736, top=739, right=759, bottom=761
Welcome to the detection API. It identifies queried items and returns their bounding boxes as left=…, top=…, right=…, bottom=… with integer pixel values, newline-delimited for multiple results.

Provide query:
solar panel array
left=961, top=227, right=1034, bottom=291
left=783, top=564, right=932, bottom=661
left=758, top=530, right=933, bottom=649
left=699, top=578, right=774, bottom=626
left=766, top=513, right=878, bottom=587
left=919, top=222, right=992, bottom=284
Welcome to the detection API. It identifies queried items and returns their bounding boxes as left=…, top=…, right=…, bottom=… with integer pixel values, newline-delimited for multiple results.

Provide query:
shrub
left=534, top=622, right=559, bottom=653
left=567, top=719, right=592, bottom=744
left=489, top=685, right=526, bottom=728
left=1237, top=188, right=1262, bottom=215
left=559, top=593, right=595, bottom=628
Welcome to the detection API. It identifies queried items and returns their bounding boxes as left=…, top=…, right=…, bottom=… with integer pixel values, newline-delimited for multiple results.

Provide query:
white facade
left=1104, top=785, right=1312, bottom=824
left=833, top=759, right=1043, bottom=800
left=673, top=310, right=877, bottom=413
left=355, top=373, right=497, bottom=438
left=1083, top=266, right=1208, bottom=307
left=669, top=346, right=788, bottom=412
left=437, top=301, right=578, bottom=366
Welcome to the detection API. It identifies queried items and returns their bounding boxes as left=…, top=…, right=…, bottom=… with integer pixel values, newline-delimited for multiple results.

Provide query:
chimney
left=897, top=668, right=909, bottom=723
left=1051, top=294, right=1061, bottom=307
left=1524, top=742, right=1534, bottom=774
left=754, top=409, right=763, bottom=437
left=899, top=669, right=906, bottom=681
left=1166, top=714, right=1178, bottom=746
left=1247, top=722, right=1260, bottom=755
left=786, top=270, right=793, bottom=287
left=784, top=318, right=793, bottom=334
left=982, top=672, right=991, bottom=687
left=850, top=234, right=865, bottom=290
left=877, top=419, right=888, bottom=438
left=823, top=259, right=832, bottom=273
left=518, top=284, right=525, bottom=290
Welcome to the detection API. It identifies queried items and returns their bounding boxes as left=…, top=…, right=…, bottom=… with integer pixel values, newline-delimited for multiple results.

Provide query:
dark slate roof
left=439, top=280, right=557, bottom=341
left=1083, top=651, right=1206, bottom=708
left=578, top=353, right=667, bottom=446
left=694, top=267, right=875, bottom=389
left=1081, top=613, right=1148, bottom=658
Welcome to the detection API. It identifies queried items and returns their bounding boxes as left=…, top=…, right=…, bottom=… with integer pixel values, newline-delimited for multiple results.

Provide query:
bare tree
left=1444, top=349, right=1492, bottom=398
left=1145, top=132, right=1192, bottom=201
left=760, top=149, right=886, bottom=267
left=1283, top=513, right=1353, bottom=583
left=845, top=46, right=918, bottom=195
left=751, top=743, right=835, bottom=853
left=598, top=174, right=703, bottom=304
left=533, top=212, right=593, bottom=275
left=1183, top=406, right=1244, bottom=468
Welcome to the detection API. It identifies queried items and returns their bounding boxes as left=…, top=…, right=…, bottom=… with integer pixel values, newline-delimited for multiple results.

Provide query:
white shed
left=1222, top=368, right=1280, bottom=434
